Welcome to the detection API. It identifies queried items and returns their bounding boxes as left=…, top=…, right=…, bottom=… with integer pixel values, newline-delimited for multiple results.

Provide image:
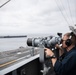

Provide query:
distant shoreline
left=0, top=35, right=27, bottom=38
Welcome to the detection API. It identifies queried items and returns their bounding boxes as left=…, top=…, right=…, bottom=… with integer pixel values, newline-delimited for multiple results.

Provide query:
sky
left=0, top=0, right=76, bottom=36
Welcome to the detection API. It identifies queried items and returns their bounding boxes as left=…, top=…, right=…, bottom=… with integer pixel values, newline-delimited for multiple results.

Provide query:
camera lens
left=27, top=38, right=32, bottom=46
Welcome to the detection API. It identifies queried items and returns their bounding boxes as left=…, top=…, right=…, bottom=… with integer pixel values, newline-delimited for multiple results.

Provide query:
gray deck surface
left=0, top=47, right=39, bottom=69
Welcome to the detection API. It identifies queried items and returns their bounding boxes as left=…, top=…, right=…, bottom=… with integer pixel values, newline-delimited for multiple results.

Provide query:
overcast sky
left=0, top=0, right=76, bottom=36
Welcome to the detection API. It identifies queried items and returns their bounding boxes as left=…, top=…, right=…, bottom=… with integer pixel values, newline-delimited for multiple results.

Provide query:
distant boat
left=0, top=35, right=27, bottom=38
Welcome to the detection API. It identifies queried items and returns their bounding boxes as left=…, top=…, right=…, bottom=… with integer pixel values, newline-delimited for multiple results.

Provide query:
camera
left=27, top=33, right=62, bottom=63
left=26, top=33, right=62, bottom=74
left=27, top=33, right=62, bottom=49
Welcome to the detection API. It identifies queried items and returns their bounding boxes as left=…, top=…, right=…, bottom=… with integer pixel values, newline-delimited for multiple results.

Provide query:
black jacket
left=54, top=46, right=76, bottom=75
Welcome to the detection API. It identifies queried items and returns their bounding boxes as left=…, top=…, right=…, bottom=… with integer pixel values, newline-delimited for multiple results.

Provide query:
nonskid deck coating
left=0, top=47, right=39, bottom=68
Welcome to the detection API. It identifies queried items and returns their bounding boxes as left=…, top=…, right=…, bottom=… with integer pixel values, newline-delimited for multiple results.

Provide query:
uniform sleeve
left=54, top=52, right=76, bottom=75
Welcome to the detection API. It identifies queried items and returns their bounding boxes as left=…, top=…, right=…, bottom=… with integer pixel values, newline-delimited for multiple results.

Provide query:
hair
left=64, top=32, right=76, bottom=45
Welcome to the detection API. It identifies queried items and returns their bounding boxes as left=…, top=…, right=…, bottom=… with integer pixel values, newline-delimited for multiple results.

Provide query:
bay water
left=0, top=34, right=50, bottom=52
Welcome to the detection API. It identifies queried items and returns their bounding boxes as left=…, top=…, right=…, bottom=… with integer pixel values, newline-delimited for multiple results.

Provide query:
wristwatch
left=50, top=54, right=56, bottom=58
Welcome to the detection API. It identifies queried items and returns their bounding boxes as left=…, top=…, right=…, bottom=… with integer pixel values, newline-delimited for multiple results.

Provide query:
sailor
left=45, top=32, right=76, bottom=75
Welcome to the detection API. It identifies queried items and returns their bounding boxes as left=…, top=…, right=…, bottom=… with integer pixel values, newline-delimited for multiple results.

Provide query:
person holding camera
left=45, top=32, right=76, bottom=75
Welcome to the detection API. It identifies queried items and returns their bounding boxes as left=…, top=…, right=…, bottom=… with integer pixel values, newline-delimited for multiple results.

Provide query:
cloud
left=0, top=0, right=75, bottom=35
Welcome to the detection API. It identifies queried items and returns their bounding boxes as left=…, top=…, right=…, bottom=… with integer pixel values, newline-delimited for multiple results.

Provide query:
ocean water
left=0, top=37, right=27, bottom=52
left=0, top=34, right=50, bottom=52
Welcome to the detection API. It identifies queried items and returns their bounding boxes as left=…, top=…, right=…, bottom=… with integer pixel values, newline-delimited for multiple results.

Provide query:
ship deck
left=0, top=47, right=39, bottom=75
